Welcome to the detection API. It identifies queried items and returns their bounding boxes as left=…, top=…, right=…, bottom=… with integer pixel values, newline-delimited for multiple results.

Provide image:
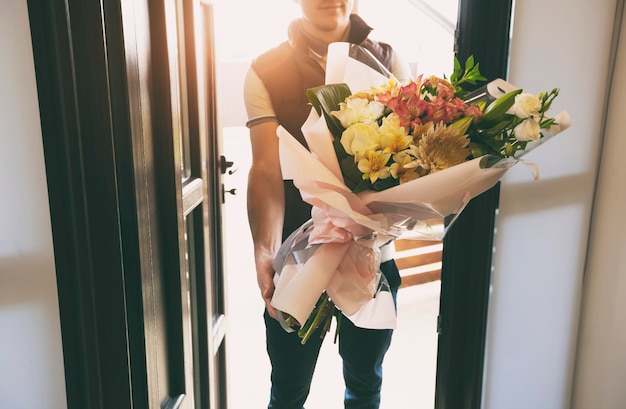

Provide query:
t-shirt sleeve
left=243, top=67, right=277, bottom=128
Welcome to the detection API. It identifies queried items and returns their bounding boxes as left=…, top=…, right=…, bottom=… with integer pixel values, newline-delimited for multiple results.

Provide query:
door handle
left=220, top=155, right=237, bottom=175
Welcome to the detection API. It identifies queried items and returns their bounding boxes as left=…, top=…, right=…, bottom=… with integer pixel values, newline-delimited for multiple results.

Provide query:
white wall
left=0, top=1, right=67, bottom=408
left=483, top=1, right=620, bottom=408
left=571, top=3, right=626, bottom=408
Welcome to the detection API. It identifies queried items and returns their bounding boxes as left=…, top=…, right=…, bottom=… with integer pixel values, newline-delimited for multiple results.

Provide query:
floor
left=222, top=127, right=440, bottom=409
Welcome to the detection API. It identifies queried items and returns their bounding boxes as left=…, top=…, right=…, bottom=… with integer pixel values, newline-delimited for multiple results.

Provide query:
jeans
left=265, top=260, right=400, bottom=409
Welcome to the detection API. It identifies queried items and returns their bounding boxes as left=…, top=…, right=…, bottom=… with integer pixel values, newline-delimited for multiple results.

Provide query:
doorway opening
left=213, top=1, right=458, bottom=407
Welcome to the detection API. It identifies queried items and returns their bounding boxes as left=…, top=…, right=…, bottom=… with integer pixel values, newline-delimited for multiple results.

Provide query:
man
left=243, top=1, right=411, bottom=407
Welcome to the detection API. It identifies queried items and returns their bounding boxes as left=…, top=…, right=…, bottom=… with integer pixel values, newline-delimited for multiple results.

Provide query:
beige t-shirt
left=243, top=48, right=412, bottom=128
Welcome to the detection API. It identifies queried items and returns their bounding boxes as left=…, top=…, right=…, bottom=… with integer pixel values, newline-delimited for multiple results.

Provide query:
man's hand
left=255, top=250, right=279, bottom=319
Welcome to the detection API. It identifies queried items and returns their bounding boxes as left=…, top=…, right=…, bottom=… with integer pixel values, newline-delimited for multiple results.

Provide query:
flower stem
left=333, top=310, right=342, bottom=344
left=297, top=293, right=325, bottom=339
left=284, top=315, right=296, bottom=327
left=321, top=303, right=334, bottom=335
left=299, top=293, right=330, bottom=345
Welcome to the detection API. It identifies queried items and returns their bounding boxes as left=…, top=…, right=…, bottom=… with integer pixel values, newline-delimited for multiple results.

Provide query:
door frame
left=27, top=0, right=145, bottom=407
left=27, top=0, right=513, bottom=407
left=434, top=0, right=514, bottom=408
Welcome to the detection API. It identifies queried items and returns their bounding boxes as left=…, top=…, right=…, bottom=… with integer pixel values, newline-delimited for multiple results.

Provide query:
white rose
left=331, top=97, right=385, bottom=128
left=513, top=118, right=541, bottom=141
left=340, top=123, right=381, bottom=156
left=509, top=92, right=542, bottom=119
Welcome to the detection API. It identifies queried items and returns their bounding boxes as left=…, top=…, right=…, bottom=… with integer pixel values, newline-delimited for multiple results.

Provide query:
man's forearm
left=247, top=168, right=285, bottom=257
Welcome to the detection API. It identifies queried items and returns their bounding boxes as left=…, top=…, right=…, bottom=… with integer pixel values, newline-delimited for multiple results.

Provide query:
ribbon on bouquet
left=271, top=219, right=397, bottom=332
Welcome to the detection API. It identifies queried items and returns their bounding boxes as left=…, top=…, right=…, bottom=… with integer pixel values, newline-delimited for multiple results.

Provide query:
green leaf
left=481, top=89, right=523, bottom=122
left=469, top=141, right=490, bottom=158
left=450, top=55, right=487, bottom=96
left=450, top=57, right=462, bottom=83
left=517, top=140, right=529, bottom=152
left=371, top=177, right=399, bottom=191
left=465, top=55, right=475, bottom=72
left=481, top=116, right=516, bottom=133
left=540, top=117, right=556, bottom=129
left=449, top=116, right=474, bottom=135
left=468, top=133, right=505, bottom=157
left=479, top=154, right=507, bottom=168
left=352, top=179, right=372, bottom=193
left=339, top=156, right=362, bottom=190
left=307, top=84, right=352, bottom=139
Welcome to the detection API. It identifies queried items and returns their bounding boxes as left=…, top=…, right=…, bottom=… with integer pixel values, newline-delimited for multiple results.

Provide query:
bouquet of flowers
left=271, top=43, right=571, bottom=344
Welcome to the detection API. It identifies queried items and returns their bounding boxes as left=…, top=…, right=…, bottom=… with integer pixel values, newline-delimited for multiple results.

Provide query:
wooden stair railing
left=394, top=237, right=443, bottom=288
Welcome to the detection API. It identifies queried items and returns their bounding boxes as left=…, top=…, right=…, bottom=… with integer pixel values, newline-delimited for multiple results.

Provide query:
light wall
left=483, top=1, right=621, bottom=408
left=571, top=3, right=626, bottom=407
left=0, top=1, right=67, bottom=408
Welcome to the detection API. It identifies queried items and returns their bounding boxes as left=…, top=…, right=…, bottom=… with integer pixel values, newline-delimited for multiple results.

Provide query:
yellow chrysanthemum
left=358, top=150, right=392, bottom=183
left=412, top=122, right=470, bottom=173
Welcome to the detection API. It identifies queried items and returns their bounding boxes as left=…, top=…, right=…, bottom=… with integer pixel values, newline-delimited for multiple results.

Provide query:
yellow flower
left=412, top=122, right=470, bottom=173
left=390, top=151, right=420, bottom=183
left=358, top=150, right=392, bottom=183
left=379, top=113, right=412, bottom=154
left=371, top=75, right=402, bottom=95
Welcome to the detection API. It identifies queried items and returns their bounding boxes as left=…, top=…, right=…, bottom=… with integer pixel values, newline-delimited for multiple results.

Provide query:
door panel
left=29, top=0, right=227, bottom=407
left=129, top=0, right=228, bottom=406
left=155, top=0, right=229, bottom=407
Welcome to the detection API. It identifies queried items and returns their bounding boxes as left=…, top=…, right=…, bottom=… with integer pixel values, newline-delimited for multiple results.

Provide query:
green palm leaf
left=307, top=83, right=352, bottom=139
